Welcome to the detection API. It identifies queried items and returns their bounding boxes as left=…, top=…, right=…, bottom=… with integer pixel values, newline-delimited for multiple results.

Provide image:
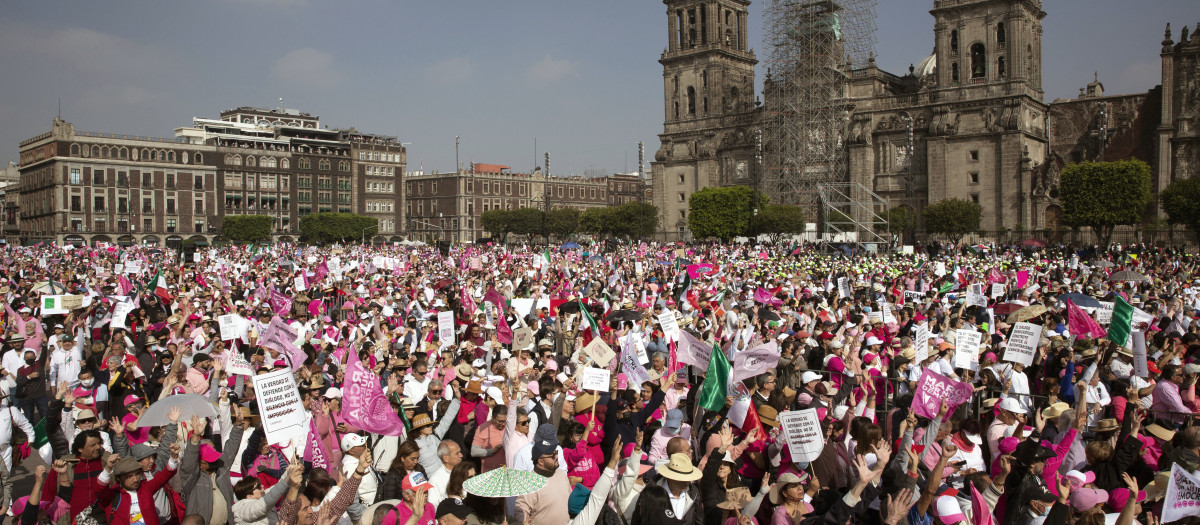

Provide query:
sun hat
left=1146, top=423, right=1176, bottom=442
left=1093, top=419, right=1118, bottom=432
left=112, top=456, right=142, bottom=477
left=465, top=380, right=484, bottom=395
left=575, top=392, right=598, bottom=413
left=410, top=413, right=435, bottom=431
left=656, top=452, right=703, bottom=482
left=758, top=405, right=780, bottom=428
left=1040, top=402, right=1070, bottom=419
left=769, top=472, right=808, bottom=505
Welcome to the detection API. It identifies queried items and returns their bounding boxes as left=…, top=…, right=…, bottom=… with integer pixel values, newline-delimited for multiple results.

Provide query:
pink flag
left=117, top=275, right=133, bottom=296
left=269, top=290, right=294, bottom=317
left=753, top=287, right=783, bottom=306
left=341, top=348, right=408, bottom=436
left=495, top=317, right=513, bottom=345
left=313, top=261, right=329, bottom=283
left=686, top=263, right=718, bottom=280
left=1016, top=270, right=1030, bottom=289
left=912, top=368, right=975, bottom=422
left=307, top=299, right=325, bottom=317
left=988, top=268, right=1005, bottom=284
left=1066, top=300, right=1107, bottom=340
left=303, top=416, right=333, bottom=477
left=970, top=481, right=997, bottom=525
left=261, top=317, right=307, bottom=371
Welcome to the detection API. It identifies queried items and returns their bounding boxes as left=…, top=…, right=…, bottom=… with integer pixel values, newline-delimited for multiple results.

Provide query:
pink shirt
left=394, top=502, right=435, bottom=525
left=122, top=413, right=149, bottom=445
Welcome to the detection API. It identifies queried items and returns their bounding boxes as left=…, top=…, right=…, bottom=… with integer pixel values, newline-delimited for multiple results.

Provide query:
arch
left=64, top=235, right=86, bottom=247
left=91, top=234, right=113, bottom=245
left=101, top=146, right=110, bottom=157
left=687, top=86, right=696, bottom=115
left=194, top=153, right=203, bottom=163
left=120, top=147, right=128, bottom=159
left=1044, top=205, right=1064, bottom=242
left=950, top=30, right=958, bottom=52
left=997, top=22, right=1006, bottom=45
left=263, top=157, right=276, bottom=168
left=970, top=43, right=986, bottom=78
left=232, top=155, right=243, bottom=166
left=91, top=145, right=100, bottom=157
left=142, top=149, right=150, bottom=160
left=225, top=154, right=234, bottom=164
left=168, top=151, right=176, bottom=162
left=70, top=144, right=80, bottom=156
left=299, top=158, right=311, bottom=170
left=165, top=235, right=183, bottom=249
left=246, top=156, right=256, bottom=167
left=280, top=158, right=290, bottom=169
left=142, top=235, right=160, bottom=246
left=278, top=235, right=295, bottom=243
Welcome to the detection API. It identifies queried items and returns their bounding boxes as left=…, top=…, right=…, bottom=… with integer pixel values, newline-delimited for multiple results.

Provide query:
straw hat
left=410, top=413, right=434, bottom=430
left=1146, top=423, right=1175, bottom=442
left=455, top=363, right=475, bottom=382
left=1040, top=402, right=1070, bottom=420
left=575, top=393, right=598, bottom=413
left=464, top=380, right=484, bottom=396
left=1093, top=419, right=1118, bottom=432
left=758, top=406, right=780, bottom=429
left=770, top=472, right=806, bottom=505
left=655, top=452, right=703, bottom=482
left=717, top=487, right=753, bottom=510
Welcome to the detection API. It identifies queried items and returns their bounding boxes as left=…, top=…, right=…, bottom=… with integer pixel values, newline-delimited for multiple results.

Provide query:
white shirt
left=660, top=477, right=695, bottom=519
left=1085, top=383, right=1112, bottom=427
left=49, top=346, right=83, bottom=389
left=341, top=455, right=378, bottom=506
left=0, top=406, right=33, bottom=472
left=427, top=464, right=451, bottom=508
left=511, top=441, right=567, bottom=473
left=1, top=351, right=25, bottom=378
left=1110, top=359, right=1133, bottom=380
left=402, top=374, right=432, bottom=401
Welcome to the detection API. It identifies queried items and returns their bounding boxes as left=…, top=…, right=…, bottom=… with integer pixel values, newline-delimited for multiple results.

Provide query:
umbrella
left=1020, top=239, right=1046, bottom=247
left=1007, top=304, right=1047, bottom=323
left=1091, top=260, right=1116, bottom=268
left=1107, top=270, right=1148, bottom=282
left=561, top=242, right=580, bottom=249
left=757, top=310, right=782, bottom=322
left=464, top=467, right=548, bottom=498
left=991, top=302, right=1025, bottom=316
left=136, top=394, right=217, bottom=427
left=28, top=281, right=57, bottom=294
left=1056, top=293, right=1100, bottom=309
left=607, top=310, right=642, bottom=323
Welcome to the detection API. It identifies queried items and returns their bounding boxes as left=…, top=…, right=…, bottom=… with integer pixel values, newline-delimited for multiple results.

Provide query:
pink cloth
left=1040, top=428, right=1076, bottom=489
left=574, top=413, right=605, bottom=468
left=121, top=414, right=149, bottom=445
left=564, top=439, right=600, bottom=488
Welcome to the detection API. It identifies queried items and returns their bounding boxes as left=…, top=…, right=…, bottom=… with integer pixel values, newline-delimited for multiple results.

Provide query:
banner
left=1164, top=463, right=1200, bottom=523
left=40, top=296, right=68, bottom=316
left=304, top=415, right=331, bottom=474
left=779, top=409, right=824, bottom=462
left=437, top=310, right=455, bottom=344
left=676, top=330, right=715, bottom=369
left=341, top=347, right=408, bottom=436
left=904, top=291, right=925, bottom=304
left=252, top=368, right=306, bottom=446
left=1003, top=322, right=1042, bottom=366
left=269, top=290, right=294, bottom=317
left=61, top=295, right=83, bottom=311
left=912, top=368, right=975, bottom=422
left=619, top=335, right=651, bottom=386
left=913, top=325, right=930, bottom=364
left=732, top=341, right=780, bottom=382
left=1132, top=331, right=1149, bottom=378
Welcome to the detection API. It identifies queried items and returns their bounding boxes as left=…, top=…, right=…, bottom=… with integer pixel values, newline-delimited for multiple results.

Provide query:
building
left=607, top=172, right=652, bottom=206
left=0, top=163, right=20, bottom=244
left=16, top=106, right=407, bottom=247
left=650, top=0, right=1200, bottom=241
left=405, top=164, right=610, bottom=243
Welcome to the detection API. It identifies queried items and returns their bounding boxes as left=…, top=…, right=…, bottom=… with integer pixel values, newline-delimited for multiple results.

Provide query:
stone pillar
left=668, top=8, right=679, bottom=52
left=738, top=12, right=748, bottom=52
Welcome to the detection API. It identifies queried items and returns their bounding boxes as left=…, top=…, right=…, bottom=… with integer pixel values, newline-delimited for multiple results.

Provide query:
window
left=590, top=189, right=596, bottom=199
left=95, top=218, right=105, bottom=231
left=69, top=169, right=82, bottom=185
left=678, top=192, right=685, bottom=202
left=166, top=219, right=176, bottom=233
left=969, top=172, right=979, bottom=184
left=466, top=180, right=473, bottom=193
left=678, top=174, right=685, bottom=184
left=280, top=158, right=289, bottom=169
left=118, top=219, right=128, bottom=233
left=143, top=198, right=152, bottom=213
left=194, top=220, right=204, bottom=233
left=998, top=56, right=1006, bottom=78
left=166, top=199, right=175, bottom=214
left=432, top=182, right=438, bottom=193
left=71, top=196, right=82, bottom=212
left=952, top=62, right=959, bottom=82
left=299, top=158, right=311, bottom=170
left=997, top=23, right=1006, bottom=45
left=970, top=43, right=986, bottom=78
left=969, top=150, right=979, bottom=161
left=246, top=156, right=256, bottom=167
left=194, top=153, right=203, bottom=163
left=195, top=199, right=203, bottom=214
left=970, top=194, right=979, bottom=204
left=166, top=173, right=175, bottom=189
left=70, top=144, right=80, bottom=156
left=118, top=197, right=128, bottom=213
left=950, top=30, right=958, bottom=53
left=142, top=173, right=152, bottom=187
left=318, top=159, right=331, bottom=171
left=92, top=168, right=104, bottom=185
left=505, top=183, right=511, bottom=195
left=194, top=175, right=204, bottom=190
left=687, top=86, right=696, bottom=115
left=93, top=196, right=105, bottom=212
left=569, top=187, right=575, bottom=198
left=71, top=218, right=83, bottom=231
left=143, top=218, right=152, bottom=231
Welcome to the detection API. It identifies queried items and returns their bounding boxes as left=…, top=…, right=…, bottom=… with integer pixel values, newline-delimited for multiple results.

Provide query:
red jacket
left=43, top=457, right=105, bottom=517
left=98, top=466, right=177, bottom=525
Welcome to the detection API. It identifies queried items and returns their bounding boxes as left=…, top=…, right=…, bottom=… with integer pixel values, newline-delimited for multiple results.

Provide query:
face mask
left=81, top=379, right=94, bottom=388
left=24, top=359, right=34, bottom=365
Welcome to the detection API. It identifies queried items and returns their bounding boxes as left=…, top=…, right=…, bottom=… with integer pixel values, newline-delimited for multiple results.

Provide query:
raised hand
left=109, top=417, right=125, bottom=436
left=168, top=406, right=184, bottom=424
left=287, top=462, right=304, bottom=485
left=998, top=454, right=1013, bottom=475
left=34, top=464, right=46, bottom=481
left=170, top=442, right=181, bottom=461
left=883, top=487, right=914, bottom=525
left=357, top=447, right=373, bottom=472
left=52, top=459, right=71, bottom=475
left=105, top=454, right=121, bottom=473
left=941, top=442, right=958, bottom=459
left=872, top=441, right=893, bottom=468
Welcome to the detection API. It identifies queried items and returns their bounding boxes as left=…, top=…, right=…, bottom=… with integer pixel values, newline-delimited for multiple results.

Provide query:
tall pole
left=455, top=135, right=461, bottom=173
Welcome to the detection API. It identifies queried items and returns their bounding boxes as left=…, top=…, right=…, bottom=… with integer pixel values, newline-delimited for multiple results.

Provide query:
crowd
left=0, top=238, right=1194, bottom=525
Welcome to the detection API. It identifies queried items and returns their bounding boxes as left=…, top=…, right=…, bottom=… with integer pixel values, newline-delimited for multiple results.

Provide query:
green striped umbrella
left=463, top=467, right=548, bottom=498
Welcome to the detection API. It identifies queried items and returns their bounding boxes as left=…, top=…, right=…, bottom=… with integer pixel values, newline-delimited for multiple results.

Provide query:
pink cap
left=998, top=437, right=1019, bottom=454
left=123, top=394, right=141, bottom=406
left=984, top=352, right=997, bottom=362
left=1070, top=487, right=1109, bottom=512
left=934, top=495, right=966, bottom=523
left=1108, top=487, right=1146, bottom=512
left=545, top=360, right=559, bottom=371
left=199, top=444, right=222, bottom=463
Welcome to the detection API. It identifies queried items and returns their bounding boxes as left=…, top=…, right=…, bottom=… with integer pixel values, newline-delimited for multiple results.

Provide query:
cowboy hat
left=410, top=413, right=435, bottom=431
left=574, top=392, right=598, bottom=413
left=1146, top=423, right=1175, bottom=442
left=464, top=380, right=484, bottom=396
left=758, top=405, right=780, bottom=429
left=455, top=363, right=475, bottom=382
left=769, top=472, right=807, bottom=505
left=1093, top=419, right=1119, bottom=432
left=656, top=452, right=703, bottom=482
left=1040, top=402, right=1070, bottom=420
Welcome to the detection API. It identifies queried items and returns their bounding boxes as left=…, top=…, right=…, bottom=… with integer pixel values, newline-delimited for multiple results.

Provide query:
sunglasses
left=517, top=419, right=531, bottom=426
left=429, top=389, right=443, bottom=394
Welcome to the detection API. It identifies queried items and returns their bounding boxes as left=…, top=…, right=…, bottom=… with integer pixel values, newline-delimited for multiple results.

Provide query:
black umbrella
left=757, top=310, right=781, bottom=322
left=607, top=310, right=642, bottom=323
left=1056, top=293, right=1100, bottom=309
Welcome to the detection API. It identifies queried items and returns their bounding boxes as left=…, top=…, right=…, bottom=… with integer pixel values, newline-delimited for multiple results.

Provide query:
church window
left=702, top=71, right=708, bottom=87
left=969, top=150, right=979, bottom=161
left=970, top=194, right=979, bottom=204
left=998, top=56, right=1006, bottom=78
left=969, top=172, right=979, bottom=184
left=997, top=23, right=1006, bottom=45
left=674, top=102, right=680, bottom=119
left=950, top=30, right=958, bottom=53
left=703, top=97, right=708, bottom=114
left=678, top=174, right=685, bottom=184
left=678, top=192, right=685, bottom=202
left=970, top=43, right=986, bottom=78
left=687, top=87, right=696, bottom=115
left=951, top=63, right=959, bottom=82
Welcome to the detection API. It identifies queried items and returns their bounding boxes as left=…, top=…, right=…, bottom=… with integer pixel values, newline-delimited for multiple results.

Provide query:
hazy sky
left=0, top=0, right=1192, bottom=176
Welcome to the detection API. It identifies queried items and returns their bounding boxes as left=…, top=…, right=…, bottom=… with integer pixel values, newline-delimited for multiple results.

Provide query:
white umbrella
left=136, top=394, right=217, bottom=427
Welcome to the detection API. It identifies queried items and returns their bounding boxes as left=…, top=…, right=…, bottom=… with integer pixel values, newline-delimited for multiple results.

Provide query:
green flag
left=579, top=299, right=600, bottom=336
left=698, top=342, right=731, bottom=412
left=1107, top=296, right=1134, bottom=348
left=32, top=418, right=48, bottom=449
left=938, top=281, right=955, bottom=294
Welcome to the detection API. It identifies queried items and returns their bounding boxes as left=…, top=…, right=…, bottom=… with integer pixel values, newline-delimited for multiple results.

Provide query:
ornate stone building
left=650, top=0, right=1200, bottom=240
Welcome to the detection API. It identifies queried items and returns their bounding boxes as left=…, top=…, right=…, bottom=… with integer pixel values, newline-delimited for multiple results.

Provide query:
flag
left=542, top=248, right=552, bottom=268
left=698, top=342, right=731, bottom=412
left=938, top=281, right=955, bottom=294
left=341, top=348, right=409, bottom=436
left=1066, top=300, right=1106, bottom=340
left=675, top=272, right=692, bottom=306
left=970, top=480, right=997, bottom=525
left=32, top=418, right=49, bottom=449
left=579, top=298, right=601, bottom=343
left=269, top=290, right=294, bottom=317
left=732, top=341, right=780, bottom=381
left=1107, top=296, right=1134, bottom=348
left=303, top=417, right=332, bottom=477
left=117, top=275, right=133, bottom=296
left=726, top=395, right=766, bottom=444
left=149, top=270, right=171, bottom=301
left=753, top=287, right=782, bottom=306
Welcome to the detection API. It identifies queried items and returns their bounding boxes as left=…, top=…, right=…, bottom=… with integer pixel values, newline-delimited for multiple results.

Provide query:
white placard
left=954, top=329, right=983, bottom=370
left=225, top=350, right=255, bottom=376
left=837, top=277, right=852, bottom=299
left=1003, top=322, right=1042, bottom=367
left=779, top=409, right=824, bottom=463
left=935, top=262, right=947, bottom=277
left=293, top=275, right=306, bottom=292
left=1164, top=463, right=1200, bottom=523
left=1132, top=331, right=1149, bottom=378
left=966, top=283, right=987, bottom=308
left=1095, top=301, right=1114, bottom=324
left=881, top=302, right=897, bottom=324
left=868, top=311, right=883, bottom=324
left=193, top=252, right=201, bottom=263
left=437, top=310, right=455, bottom=343
left=111, top=300, right=135, bottom=330
left=991, top=283, right=1006, bottom=299
left=218, top=314, right=241, bottom=341
left=584, top=338, right=616, bottom=367
left=580, top=368, right=611, bottom=392
left=658, top=311, right=680, bottom=343
left=511, top=298, right=536, bottom=318
left=124, top=261, right=142, bottom=274
left=251, top=368, right=306, bottom=446
left=904, top=291, right=925, bottom=304
left=913, top=325, right=931, bottom=363
left=40, top=295, right=68, bottom=316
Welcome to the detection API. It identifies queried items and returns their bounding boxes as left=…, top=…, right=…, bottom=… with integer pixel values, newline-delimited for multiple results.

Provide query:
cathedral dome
left=914, top=53, right=936, bottom=78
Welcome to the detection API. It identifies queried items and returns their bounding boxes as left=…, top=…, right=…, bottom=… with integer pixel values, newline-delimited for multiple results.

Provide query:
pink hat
left=998, top=437, right=1019, bottom=454
left=933, top=494, right=966, bottom=523
left=527, top=381, right=540, bottom=396
left=984, top=352, right=997, bottom=362
left=1064, top=470, right=1096, bottom=488
left=545, top=360, right=559, bottom=371
left=123, top=394, right=141, bottom=406
left=1107, top=487, right=1146, bottom=512
left=12, top=496, right=69, bottom=523
left=199, top=443, right=223, bottom=463
left=1069, top=487, right=1108, bottom=512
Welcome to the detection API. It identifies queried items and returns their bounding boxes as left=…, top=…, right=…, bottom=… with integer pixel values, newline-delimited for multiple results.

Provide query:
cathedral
left=651, top=0, right=1200, bottom=242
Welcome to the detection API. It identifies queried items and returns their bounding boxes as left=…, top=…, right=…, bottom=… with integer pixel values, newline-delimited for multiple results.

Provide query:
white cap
left=323, top=387, right=343, bottom=399
left=865, top=336, right=883, bottom=346
left=998, top=398, right=1026, bottom=414
left=341, top=433, right=367, bottom=452
left=801, top=371, right=822, bottom=384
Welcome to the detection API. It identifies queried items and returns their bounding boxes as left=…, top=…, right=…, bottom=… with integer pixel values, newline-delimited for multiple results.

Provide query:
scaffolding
left=761, top=0, right=876, bottom=213
left=817, top=181, right=890, bottom=249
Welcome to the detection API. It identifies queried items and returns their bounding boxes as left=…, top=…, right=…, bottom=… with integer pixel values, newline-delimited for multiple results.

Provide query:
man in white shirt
left=1110, top=348, right=1134, bottom=379
left=427, top=440, right=463, bottom=508
left=402, top=361, right=433, bottom=401
left=49, top=335, right=83, bottom=389
left=340, top=434, right=378, bottom=505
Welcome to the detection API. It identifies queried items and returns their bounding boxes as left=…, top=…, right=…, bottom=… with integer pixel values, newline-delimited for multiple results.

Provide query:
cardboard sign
left=779, top=409, right=824, bottom=463
left=1003, top=322, right=1042, bottom=366
left=904, top=290, right=925, bottom=304
left=1165, top=463, right=1200, bottom=523
left=619, top=335, right=650, bottom=385
left=1132, top=331, right=1149, bottom=378
left=1095, top=301, right=1114, bottom=324
left=111, top=300, right=135, bottom=330
left=513, top=326, right=534, bottom=350
left=40, top=296, right=68, bottom=316
left=912, top=368, right=975, bottom=422
left=658, top=311, right=680, bottom=342
left=584, top=338, right=616, bottom=367
left=966, top=283, right=987, bottom=308
left=990, top=283, right=1006, bottom=299
left=218, top=314, right=242, bottom=341
left=225, top=350, right=256, bottom=376
left=913, top=325, right=931, bottom=364
left=837, top=277, right=852, bottom=299
left=437, top=310, right=455, bottom=343
left=293, top=275, right=307, bottom=292
left=580, top=368, right=611, bottom=392
left=954, top=329, right=983, bottom=369
left=252, top=368, right=306, bottom=446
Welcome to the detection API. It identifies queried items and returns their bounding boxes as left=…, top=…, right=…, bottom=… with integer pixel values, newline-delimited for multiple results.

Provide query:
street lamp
left=361, top=226, right=376, bottom=244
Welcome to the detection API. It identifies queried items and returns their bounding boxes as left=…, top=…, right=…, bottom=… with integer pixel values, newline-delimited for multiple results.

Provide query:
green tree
left=299, top=212, right=378, bottom=244
left=687, top=186, right=767, bottom=241
left=613, top=202, right=660, bottom=239
left=579, top=207, right=616, bottom=238
left=1060, top=160, right=1153, bottom=247
left=880, top=207, right=918, bottom=237
left=480, top=209, right=514, bottom=243
left=220, top=215, right=273, bottom=243
left=1162, top=176, right=1200, bottom=233
left=754, top=205, right=806, bottom=241
left=922, top=198, right=982, bottom=245
left=546, top=208, right=581, bottom=240
left=509, top=208, right=546, bottom=242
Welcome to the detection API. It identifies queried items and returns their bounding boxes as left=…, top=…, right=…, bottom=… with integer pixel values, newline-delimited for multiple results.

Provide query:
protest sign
left=837, top=277, right=852, bottom=299
left=61, top=295, right=83, bottom=310
left=584, top=338, right=616, bottom=368
left=658, top=311, right=680, bottom=342
left=252, top=368, right=306, bottom=446
left=779, top=409, right=824, bottom=463
left=868, top=311, right=883, bottom=324
left=991, top=283, right=1006, bottom=299
left=1132, top=331, right=1149, bottom=378
left=966, top=284, right=987, bottom=307
left=437, top=311, right=455, bottom=344
left=1003, top=322, right=1042, bottom=366
left=580, top=368, right=611, bottom=392
left=1164, top=463, right=1200, bottom=523
left=224, top=350, right=255, bottom=376
left=293, top=275, right=306, bottom=292
left=954, top=329, right=983, bottom=369
left=913, top=325, right=930, bottom=364
left=218, top=314, right=242, bottom=341
left=935, top=262, right=947, bottom=277
left=513, top=326, right=534, bottom=350
left=111, top=300, right=135, bottom=330
left=881, top=302, right=897, bottom=324
left=912, top=368, right=975, bottom=422
left=732, top=341, right=780, bottom=382
left=1095, top=301, right=1113, bottom=324
left=40, top=296, right=68, bottom=316
left=619, top=335, right=651, bottom=385
left=904, top=290, right=926, bottom=304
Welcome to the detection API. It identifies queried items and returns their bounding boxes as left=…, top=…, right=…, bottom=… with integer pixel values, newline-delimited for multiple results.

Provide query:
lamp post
left=455, top=136, right=461, bottom=173
left=361, top=226, right=376, bottom=245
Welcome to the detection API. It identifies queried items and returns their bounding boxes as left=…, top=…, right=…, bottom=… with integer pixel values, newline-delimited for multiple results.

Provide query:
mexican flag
left=578, top=298, right=600, bottom=343
left=148, top=270, right=172, bottom=302
left=541, top=249, right=551, bottom=269
left=698, top=342, right=731, bottom=412
left=1107, top=296, right=1134, bottom=348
